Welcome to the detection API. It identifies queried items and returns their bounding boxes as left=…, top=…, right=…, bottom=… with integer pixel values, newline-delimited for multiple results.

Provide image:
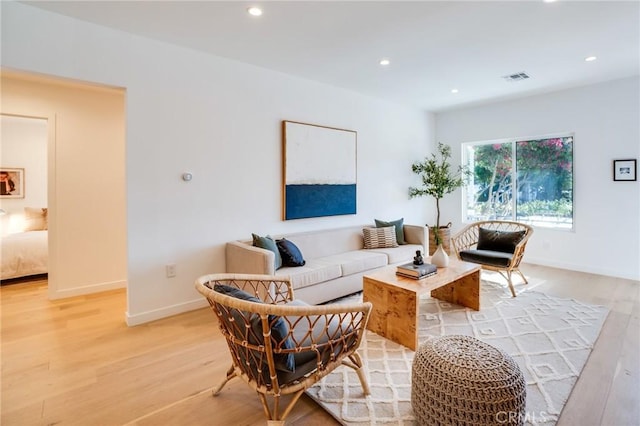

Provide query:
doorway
left=1, top=71, right=127, bottom=299
left=1, top=114, right=49, bottom=283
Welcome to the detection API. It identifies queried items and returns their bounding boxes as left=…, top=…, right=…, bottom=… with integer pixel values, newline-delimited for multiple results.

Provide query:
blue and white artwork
left=283, top=121, right=357, bottom=220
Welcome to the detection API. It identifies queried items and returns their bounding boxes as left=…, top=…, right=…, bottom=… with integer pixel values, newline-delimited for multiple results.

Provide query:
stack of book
left=396, top=262, right=437, bottom=279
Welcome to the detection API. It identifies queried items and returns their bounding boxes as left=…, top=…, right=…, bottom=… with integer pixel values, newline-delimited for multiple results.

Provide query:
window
left=463, top=135, right=574, bottom=230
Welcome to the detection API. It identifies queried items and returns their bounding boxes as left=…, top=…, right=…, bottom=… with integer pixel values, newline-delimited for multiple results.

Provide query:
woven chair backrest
left=195, top=275, right=371, bottom=394
left=465, top=221, right=532, bottom=246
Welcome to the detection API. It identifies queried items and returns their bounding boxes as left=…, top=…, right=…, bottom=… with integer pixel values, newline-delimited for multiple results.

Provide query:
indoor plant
left=409, top=142, right=471, bottom=258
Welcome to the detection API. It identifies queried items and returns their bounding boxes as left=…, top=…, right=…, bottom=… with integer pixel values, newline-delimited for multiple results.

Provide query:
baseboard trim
left=525, top=257, right=640, bottom=281
left=125, top=298, right=209, bottom=326
left=49, top=279, right=127, bottom=299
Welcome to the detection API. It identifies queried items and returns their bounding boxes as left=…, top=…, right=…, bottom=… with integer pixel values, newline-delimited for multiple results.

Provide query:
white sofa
left=225, top=224, right=428, bottom=304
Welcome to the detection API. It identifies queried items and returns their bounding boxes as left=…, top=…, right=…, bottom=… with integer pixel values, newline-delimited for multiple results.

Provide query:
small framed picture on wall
left=0, top=167, right=25, bottom=198
left=613, top=159, right=637, bottom=182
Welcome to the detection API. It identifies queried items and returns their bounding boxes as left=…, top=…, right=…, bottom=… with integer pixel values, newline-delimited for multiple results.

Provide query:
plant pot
left=431, top=244, right=450, bottom=267
left=428, top=222, right=452, bottom=255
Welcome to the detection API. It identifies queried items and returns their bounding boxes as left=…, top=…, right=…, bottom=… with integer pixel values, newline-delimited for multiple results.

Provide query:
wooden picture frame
left=0, top=167, right=25, bottom=198
left=282, top=120, right=357, bottom=220
left=613, top=159, right=637, bottom=182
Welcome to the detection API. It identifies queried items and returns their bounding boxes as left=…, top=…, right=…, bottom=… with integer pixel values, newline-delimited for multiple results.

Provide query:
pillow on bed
left=24, top=207, right=48, bottom=231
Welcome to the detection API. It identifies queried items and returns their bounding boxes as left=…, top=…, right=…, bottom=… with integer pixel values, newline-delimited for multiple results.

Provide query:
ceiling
left=22, top=1, right=640, bottom=112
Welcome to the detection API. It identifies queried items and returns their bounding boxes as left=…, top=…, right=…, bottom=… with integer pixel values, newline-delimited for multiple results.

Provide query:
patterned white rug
left=307, top=280, right=609, bottom=425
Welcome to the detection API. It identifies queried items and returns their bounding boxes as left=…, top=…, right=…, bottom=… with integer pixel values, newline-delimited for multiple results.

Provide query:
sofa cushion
left=317, top=250, right=388, bottom=277
left=278, top=260, right=342, bottom=291
left=375, top=218, right=405, bottom=245
left=276, top=238, right=306, bottom=267
left=366, top=243, right=423, bottom=265
left=252, top=233, right=282, bottom=270
left=476, top=228, right=526, bottom=254
left=363, top=226, right=398, bottom=249
left=212, top=283, right=295, bottom=372
left=459, top=249, right=512, bottom=267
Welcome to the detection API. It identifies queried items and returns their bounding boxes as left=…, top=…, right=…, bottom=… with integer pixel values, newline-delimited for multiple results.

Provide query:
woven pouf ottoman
left=411, top=335, right=526, bottom=426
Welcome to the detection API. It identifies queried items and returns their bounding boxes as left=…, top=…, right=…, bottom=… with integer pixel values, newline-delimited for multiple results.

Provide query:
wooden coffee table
left=363, top=258, right=481, bottom=350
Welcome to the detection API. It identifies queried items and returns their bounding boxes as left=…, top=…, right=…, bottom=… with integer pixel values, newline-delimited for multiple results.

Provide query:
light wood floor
left=1, top=264, right=638, bottom=425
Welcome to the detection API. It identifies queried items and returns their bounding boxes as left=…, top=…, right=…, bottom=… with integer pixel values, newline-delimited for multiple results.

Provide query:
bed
left=1, top=230, right=48, bottom=280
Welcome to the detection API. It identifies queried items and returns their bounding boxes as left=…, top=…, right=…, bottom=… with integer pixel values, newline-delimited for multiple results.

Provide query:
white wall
left=436, top=77, right=640, bottom=280
left=0, top=115, right=48, bottom=215
left=1, top=2, right=434, bottom=323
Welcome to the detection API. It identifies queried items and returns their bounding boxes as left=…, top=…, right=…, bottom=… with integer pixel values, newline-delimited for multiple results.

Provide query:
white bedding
left=1, top=230, right=48, bottom=280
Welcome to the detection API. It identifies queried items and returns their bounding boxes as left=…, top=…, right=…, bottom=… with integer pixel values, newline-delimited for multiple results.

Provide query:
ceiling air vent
left=502, top=72, right=530, bottom=82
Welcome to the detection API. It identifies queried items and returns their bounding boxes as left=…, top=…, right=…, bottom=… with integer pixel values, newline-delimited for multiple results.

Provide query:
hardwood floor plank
left=556, top=309, right=627, bottom=426
left=600, top=301, right=640, bottom=426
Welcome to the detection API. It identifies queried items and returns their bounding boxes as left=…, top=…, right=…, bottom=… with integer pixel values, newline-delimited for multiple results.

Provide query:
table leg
left=364, top=277, right=418, bottom=350
left=430, top=270, right=480, bottom=310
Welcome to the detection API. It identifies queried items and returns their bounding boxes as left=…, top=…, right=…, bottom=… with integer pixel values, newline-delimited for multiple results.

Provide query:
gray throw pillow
left=375, top=218, right=405, bottom=245
left=252, top=233, right=282, bottom=270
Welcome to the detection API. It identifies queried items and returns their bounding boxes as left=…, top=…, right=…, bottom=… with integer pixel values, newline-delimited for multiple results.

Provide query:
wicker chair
left=195, top=273, right=372, bottom=425
left=451, top=221, right=533, bottom=297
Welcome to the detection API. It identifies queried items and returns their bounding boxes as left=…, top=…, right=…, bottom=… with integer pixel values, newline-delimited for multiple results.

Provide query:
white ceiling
left=22, top=0, right=640, bottom=112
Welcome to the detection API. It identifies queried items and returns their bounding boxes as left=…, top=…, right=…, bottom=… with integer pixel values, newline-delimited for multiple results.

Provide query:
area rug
left=307, top=280, right=609, bottom=426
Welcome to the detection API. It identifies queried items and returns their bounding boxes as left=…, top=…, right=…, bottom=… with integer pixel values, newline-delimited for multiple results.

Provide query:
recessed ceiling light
left=451, top=89, right=459, bottom=94
left=379, top=58, right=390, bottom=66
left=543, top=0, right=557, bottom=3
left=247, top=7, right=263, bottom=16
left=585, top=56, right=597, bottom=62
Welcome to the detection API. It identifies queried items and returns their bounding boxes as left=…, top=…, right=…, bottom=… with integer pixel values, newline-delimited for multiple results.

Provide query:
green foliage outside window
left=465, top=136, right=573, bottom=229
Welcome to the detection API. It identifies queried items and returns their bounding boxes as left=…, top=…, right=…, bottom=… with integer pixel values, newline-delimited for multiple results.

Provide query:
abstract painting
left=283, top=121, right=357, bottom=220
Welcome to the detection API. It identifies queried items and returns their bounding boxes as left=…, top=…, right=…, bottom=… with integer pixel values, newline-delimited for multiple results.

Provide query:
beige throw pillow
left=24, top=207, right=48, bottom=231
left=363, top=226, right=398, bottom=249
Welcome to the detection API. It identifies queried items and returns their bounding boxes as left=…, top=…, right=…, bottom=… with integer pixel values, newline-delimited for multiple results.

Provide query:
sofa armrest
left=225, top=241, right=276, bottom=275
left=403, top=224, right=428, bottom=253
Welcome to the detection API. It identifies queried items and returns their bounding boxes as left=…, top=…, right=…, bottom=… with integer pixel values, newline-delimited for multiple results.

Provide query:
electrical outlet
left=166, top=263, right=176, bottom=278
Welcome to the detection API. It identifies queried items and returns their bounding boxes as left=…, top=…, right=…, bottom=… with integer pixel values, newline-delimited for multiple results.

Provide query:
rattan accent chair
left=195, top=273, right=372, bottom=425
left=451, top=221, right=533, bottom=297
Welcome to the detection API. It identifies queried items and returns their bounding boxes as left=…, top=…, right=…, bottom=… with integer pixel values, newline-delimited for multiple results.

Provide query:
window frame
left=461, top=133, right=575, bottom=232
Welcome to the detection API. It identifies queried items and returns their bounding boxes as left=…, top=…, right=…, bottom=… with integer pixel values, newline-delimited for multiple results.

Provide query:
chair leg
left=515, top=268, right=528, bottom=285
left=507, top=271, right=517, bottom=298
left=496, top=269, right=518, bottom=297
left=355, top=364, right=371, bottom=396
left=212, top=365, right=237, bottom=396
left=346, top=352, right=370, bottom=395
left=259, top=390, right=304, bottom=425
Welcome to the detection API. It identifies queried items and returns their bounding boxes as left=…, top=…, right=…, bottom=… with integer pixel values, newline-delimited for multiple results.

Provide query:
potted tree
left=409, top=142, right=471, bottom=262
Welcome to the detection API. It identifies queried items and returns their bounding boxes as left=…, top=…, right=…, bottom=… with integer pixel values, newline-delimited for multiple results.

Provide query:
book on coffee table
left=396, top=262, right=437, bottom=279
